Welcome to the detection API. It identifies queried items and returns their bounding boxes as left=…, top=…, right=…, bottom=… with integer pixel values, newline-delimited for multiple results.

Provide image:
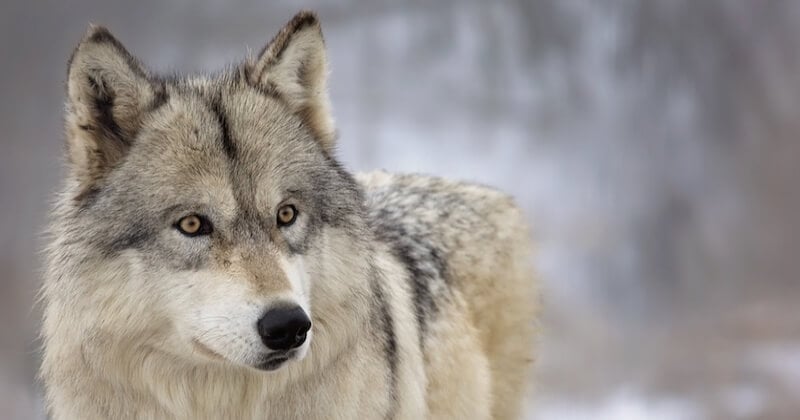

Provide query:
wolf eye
left=277, top=205, right=297, bottom=227
left=176, top=214, right=213, bottom=236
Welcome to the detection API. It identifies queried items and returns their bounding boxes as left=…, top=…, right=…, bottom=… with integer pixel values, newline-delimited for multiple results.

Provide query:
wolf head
left=47, top=11, right=370, bottom=373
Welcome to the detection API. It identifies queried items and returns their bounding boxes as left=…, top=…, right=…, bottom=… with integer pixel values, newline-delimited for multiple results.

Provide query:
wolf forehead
left=119, top=76, right=324, bottom=185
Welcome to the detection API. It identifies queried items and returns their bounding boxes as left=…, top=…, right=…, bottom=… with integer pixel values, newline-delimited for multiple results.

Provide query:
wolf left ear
left=65, top=25, right=165, bottom=196
left=246, top=11, right=336, bottom=152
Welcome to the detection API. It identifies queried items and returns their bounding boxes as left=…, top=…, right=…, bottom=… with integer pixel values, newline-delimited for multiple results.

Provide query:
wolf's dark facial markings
left=207, top=94, right=237, bottom=161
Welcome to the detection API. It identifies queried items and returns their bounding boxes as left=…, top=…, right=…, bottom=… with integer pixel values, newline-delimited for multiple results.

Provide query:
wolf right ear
left=65, top=25, right=165, bottom=196
left=246, top=11, right=336, bottom=153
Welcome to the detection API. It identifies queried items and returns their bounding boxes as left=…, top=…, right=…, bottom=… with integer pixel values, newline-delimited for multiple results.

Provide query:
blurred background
left=1, top=1, right=799, bottom=419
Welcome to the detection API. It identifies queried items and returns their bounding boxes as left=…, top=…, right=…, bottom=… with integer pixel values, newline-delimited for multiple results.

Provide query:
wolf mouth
left=255, top=351, right=295, bottom=371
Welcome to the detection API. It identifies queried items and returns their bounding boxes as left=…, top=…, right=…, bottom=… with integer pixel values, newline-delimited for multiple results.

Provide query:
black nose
left=257, top=306, right=312, bottom=351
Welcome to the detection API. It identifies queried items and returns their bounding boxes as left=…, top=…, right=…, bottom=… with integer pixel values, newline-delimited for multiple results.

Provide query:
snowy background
left=1, top=1, right=799, bottom=419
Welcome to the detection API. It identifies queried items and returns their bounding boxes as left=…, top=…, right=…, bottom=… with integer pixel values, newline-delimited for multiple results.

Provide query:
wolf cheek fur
left=41, top=10, right=539, bottom=420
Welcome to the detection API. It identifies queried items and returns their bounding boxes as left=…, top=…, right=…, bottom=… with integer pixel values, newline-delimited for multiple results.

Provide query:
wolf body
left=41, top=11, right=538, bottom=420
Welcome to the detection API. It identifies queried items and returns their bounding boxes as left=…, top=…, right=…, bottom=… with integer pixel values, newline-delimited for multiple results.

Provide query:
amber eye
left=277, top=204, right=297, bottom=227
left=176, top=214, right=213, bottom=236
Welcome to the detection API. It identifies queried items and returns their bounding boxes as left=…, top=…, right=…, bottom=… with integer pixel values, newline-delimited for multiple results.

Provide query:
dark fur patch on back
left=373, top=215, right=448, bottom=349
left=105, top=226, right=150, bottom=255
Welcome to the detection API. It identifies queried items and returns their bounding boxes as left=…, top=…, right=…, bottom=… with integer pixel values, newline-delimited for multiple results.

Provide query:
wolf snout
left=257, top=305, right=311, bottom=351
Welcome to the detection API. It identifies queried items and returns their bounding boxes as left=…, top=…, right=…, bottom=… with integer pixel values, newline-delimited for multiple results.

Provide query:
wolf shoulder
left=356, top=171, right=537, bottom=420
left=356, top=170, right=532, bottom=258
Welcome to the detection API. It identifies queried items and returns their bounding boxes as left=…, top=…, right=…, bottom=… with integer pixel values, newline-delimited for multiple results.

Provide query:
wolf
left=40, top=10, right=539, bottom=420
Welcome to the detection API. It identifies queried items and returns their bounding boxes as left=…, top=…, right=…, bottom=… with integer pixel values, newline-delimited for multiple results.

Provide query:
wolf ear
left=246, top=11, right=335, bottom=152
left=65, top=25, right=164, bottom=195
